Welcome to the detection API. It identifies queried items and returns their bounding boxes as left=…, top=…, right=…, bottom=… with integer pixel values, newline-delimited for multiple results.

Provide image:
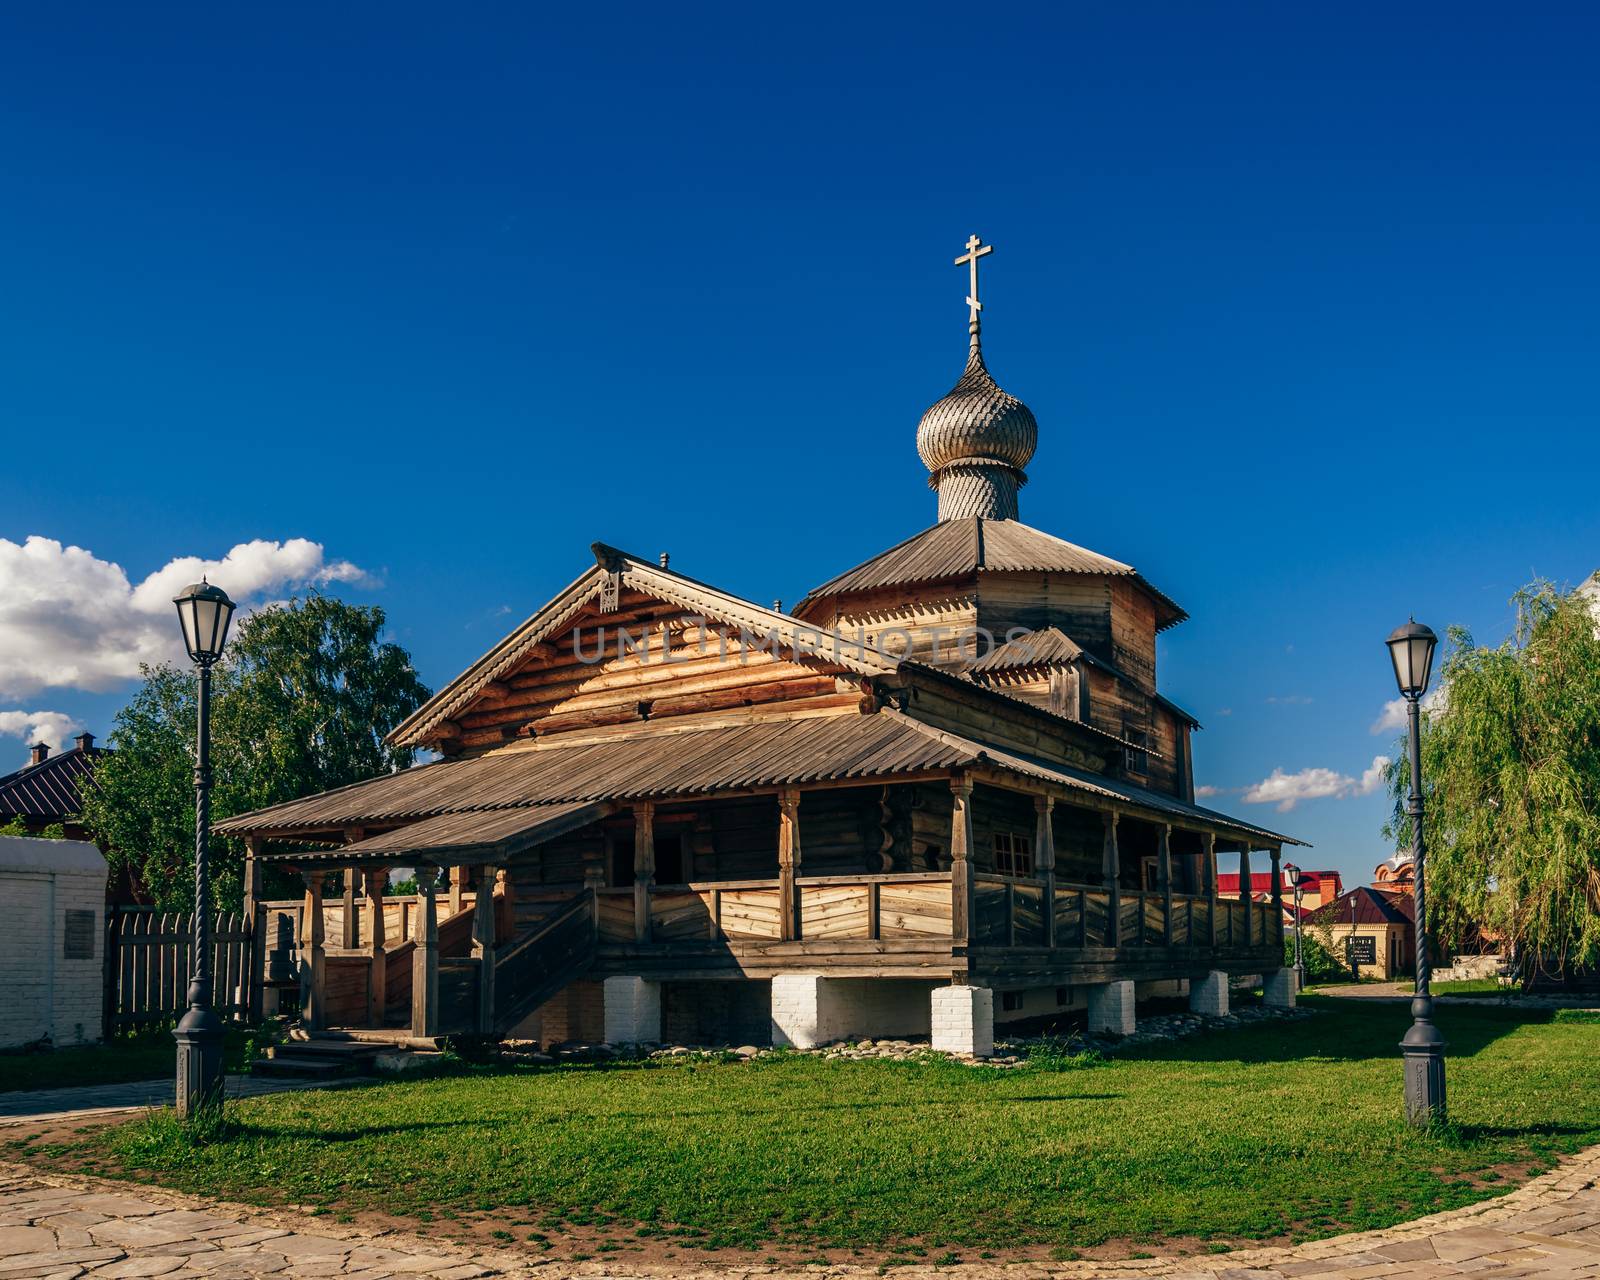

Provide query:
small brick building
left=0, top=835, right=109, bottom=1048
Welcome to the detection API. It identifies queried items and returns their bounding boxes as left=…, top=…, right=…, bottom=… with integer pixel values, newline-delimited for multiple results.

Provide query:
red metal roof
left=0, top=745, right=106, bottom=822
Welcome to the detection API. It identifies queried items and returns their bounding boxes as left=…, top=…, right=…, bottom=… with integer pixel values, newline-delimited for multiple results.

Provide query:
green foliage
left=1284, top=929, right=1344, bottom=981
left=0, top=819, right=66, bottom=839
left=1383, top=581, right=1600, bottom=975
left=81, top=595, right=429, bottom=911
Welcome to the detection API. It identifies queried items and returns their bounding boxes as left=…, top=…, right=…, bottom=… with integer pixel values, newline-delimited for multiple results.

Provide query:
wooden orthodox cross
left=954, top=233, right=993, bottom=324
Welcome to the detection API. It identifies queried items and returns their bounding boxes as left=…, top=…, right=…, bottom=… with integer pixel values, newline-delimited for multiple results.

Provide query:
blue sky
left=3, top=4, right=1597, bottom=887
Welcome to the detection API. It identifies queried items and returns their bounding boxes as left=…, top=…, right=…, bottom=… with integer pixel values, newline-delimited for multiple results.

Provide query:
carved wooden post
left=1102, top=812, right=1121, bottom=949
left=365, top=867, right=388, bottom=1026
left=1158, top=824, right=1174, bottom=948
left=412, top=872, right=439, bottom=1038
left=778, top=788, right=802, bottom=941
left=1034, top=795, right=1056, bottom=948
left=1239, top=845, right=1254, bottom=948
left=494, top=867, right=513, bottom=943
left=300, top=871, right=326, bottom=1032
left=1269, top=846, right=1284, bottom=948
left=341, top=866, right=358, bottom=949
left=1204, top=831, right=1219, bottom=946
left=584, top=863, right=605, bottom=931
left=950, top=778, right=975, bottom=947
left=243, top=838, right=265, bottom=1023
left=634, top=801, right=655, bottom=942
left=449, top=866, right=466, bottom=919
left=474, top=864, right=498, bottom=1033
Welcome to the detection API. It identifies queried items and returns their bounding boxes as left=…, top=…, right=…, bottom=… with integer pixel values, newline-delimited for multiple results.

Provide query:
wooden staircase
left=493, top=891, right=596, bottom=1035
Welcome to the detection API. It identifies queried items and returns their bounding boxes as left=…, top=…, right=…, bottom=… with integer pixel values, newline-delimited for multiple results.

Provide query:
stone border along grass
left=489, top=1003, right=1312, bottom=1069
left=3, top=1141, right=1598, bottom=1279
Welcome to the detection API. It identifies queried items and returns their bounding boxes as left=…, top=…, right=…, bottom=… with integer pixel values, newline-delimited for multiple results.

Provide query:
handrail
left=496, top=890, right=594, bottom=967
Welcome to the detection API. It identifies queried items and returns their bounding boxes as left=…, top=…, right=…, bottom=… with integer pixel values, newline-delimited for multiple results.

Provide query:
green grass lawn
left=0, top=1027, right=254, bottom=1094
left=12, top=1000, right=1600, bottom=1260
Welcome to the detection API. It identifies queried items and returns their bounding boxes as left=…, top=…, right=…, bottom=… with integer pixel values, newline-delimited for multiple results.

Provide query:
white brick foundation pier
left=1086, top=979, right=1137, bottom=1035
left=1263, top=969, right=1297, bottom=1009
left=929, top=985, right=994, bottom=1058
left=1189, top=969, right=1230, bottom=1017
left=602, top=976, right=661, bottom=1044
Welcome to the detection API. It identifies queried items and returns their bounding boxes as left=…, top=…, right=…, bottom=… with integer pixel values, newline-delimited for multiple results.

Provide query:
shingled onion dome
left=916, top=313, right=1038, bottom=522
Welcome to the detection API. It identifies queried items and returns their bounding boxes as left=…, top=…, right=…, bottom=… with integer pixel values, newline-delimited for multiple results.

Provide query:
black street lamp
left=1285, top=862, right=1305, bottom=990
left=172, top=578, right=236, bottom=1118
left=1387, top=618, right=1443, bottom=1126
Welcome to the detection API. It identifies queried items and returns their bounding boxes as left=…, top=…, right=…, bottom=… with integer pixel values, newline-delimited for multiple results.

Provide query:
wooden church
left=220, top=238, right=1302, bottom=1056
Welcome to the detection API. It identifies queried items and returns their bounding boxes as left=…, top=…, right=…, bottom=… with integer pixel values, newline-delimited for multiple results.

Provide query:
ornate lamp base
left=173, top=1006, right=225, bottom=1118
left=1401, top=996, right=1448, bottom=1126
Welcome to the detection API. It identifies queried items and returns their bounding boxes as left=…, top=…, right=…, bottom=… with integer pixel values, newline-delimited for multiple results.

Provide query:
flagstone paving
left=2, top=1144, right=1597, bottom=1279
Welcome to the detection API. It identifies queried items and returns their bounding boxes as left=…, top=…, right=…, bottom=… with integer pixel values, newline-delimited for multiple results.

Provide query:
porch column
left=778, top=788, right=802, bottom=941
left=412, top=872, right=439, bottom=1038
left=243, top=838, right=264, bottom=1023
left=1034, top=795, right=1056, bottom=947
left=1239, top=845, right=1254, bottom=947
left=494, top=867, right=513, bottom=942
left=1158, top=824, right=1173, bottom=947
left=299, top=871, right=326, bottom=1033
left=341, top=866, right=358, bottom=949
left=449, top=866, right=467, bottom=918
left=1269, top=846, right=1285, bottom=948
left=949, top=778, right=974, bottom=948
left=1204, top=832, right=1219, bottom=946
left=473, top=864, right=498, bottom=1033
left=1102, top=812, right=1121, bottom=948
left=633, top=801, right=655, bottom=942
left=365, top=867, right=389, bottom=1026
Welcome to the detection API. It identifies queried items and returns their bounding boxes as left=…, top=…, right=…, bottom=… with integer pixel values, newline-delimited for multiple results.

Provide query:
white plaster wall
left=0, top=837, right=107, bottom=1048
left=771, top=976, right=937, bottom=1047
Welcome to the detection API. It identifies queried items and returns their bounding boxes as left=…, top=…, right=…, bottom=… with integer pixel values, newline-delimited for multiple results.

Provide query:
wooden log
left=778, top=788, right=801, bottom=941
left=634, top=801, right=655, bottom=942
left=1103, top=813, right=1121, bottom=950
left=411, top=877, right=439, bottom=1038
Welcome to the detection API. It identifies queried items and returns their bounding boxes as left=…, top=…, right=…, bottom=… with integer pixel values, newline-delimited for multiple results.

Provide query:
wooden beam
left=1159, top=824, right=1173, bottom=948
left=300, top=872, right=326, bottom=1033
left=1035, top=794, right=1056, bottom=948
left=1239, top=845, right=1254, bottom=948
left=1204, top=831, right=1219, bottom=948
left=1102, top=812, right=1121, bottom=949
left=778, top=788, right=802, bottom=941
left=634, top=801, right=656, bottom=943
left=950, top=777, right=974, bottom=953
left=412, top=874, right=439, bottom=1038
left=365, top=867, right=388, bottom=1026
left=243, top=838, right=265, bottom=1024
left=1269, top=845, right=1284, bottom=949
left=473, top=863, right=498, bottom=1033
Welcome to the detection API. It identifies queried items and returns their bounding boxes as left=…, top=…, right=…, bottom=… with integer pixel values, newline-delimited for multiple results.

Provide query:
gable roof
left=0, top=743, right=106, bottom=823
left=386, top=543, right=907, bottom=749
left=795, top=518, right=1187, bottom=628
left=969, top=626, right=1084, bottom=673
left=219, top=708, right=1302, bottom=849
left=1309, top=885, right=1415, bottom=927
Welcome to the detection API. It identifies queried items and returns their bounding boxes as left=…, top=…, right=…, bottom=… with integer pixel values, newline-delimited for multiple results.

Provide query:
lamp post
left=172, top=578, right=236, bottom=1118
left=1387, top=618, right=1443, bottom=1126
left=1285, top=862, right=1305, bottom=990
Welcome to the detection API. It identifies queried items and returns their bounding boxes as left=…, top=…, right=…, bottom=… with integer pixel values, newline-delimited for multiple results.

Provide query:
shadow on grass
left=1122, top=998, right=1555, bottom=1067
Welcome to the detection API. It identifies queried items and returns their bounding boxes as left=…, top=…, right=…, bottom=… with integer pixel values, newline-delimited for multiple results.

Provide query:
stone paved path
left=2, top=1145, right=1598, bottom=1279
left=0, top=1077, right=366, bottom=1128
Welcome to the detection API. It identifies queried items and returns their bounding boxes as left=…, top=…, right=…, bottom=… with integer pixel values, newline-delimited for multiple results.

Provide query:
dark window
left=1055, top=986, right=1070, bottom=1006
left=1000, top=990, right=1023, bottom=1012
left=992, top=831, right=1034, bottom=877
left=609, top=835, right=632, bottom=887
left=63, top=909, right=95, bottom=959
left=654, top=833, right=685, bottom=885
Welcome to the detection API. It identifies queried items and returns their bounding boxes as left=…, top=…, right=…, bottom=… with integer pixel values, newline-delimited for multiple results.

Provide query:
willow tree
left=1386, top=580, right=1600, bottom=976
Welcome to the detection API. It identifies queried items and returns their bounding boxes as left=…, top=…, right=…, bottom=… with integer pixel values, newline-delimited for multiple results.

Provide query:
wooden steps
left=252, top=1035, right=439, bottom=1077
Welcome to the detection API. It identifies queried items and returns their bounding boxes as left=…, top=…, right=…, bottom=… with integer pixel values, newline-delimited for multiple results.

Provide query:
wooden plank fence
left=104, top=908, right=255, bottom=1032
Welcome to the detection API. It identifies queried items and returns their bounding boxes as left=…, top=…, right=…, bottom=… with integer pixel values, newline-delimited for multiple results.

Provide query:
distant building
left=1219, top=868, right=1343, bottom=919
left=1307, top=885, right=1415, bottom=980
left=1373, top=849, right=1414, bottom=890
left=0, top=733, right=106, bottom=842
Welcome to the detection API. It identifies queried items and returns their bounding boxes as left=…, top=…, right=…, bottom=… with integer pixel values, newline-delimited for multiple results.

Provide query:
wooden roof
left=0, top=744, right=105, bottom=822
left=219, top=710, right=1301, bottom=849
left=265, top=800, right=617, bottom=866
left=795, top=518, right=1188, bottom=628
left=968, top=626, right=1083, bottom=673
left=387, top=543, right=906, bottom=750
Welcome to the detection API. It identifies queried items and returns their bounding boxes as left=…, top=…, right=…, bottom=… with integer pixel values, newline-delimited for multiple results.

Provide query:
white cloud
left=1371, top=698, right=1408, bottom=734
left=1241, top=754, right=1392, bottom=812
left=0, top=709, right=84, bottom=751
left=0, top=536, right=372, bottom=698
left=1194, top=784, right=1224, bottom=799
